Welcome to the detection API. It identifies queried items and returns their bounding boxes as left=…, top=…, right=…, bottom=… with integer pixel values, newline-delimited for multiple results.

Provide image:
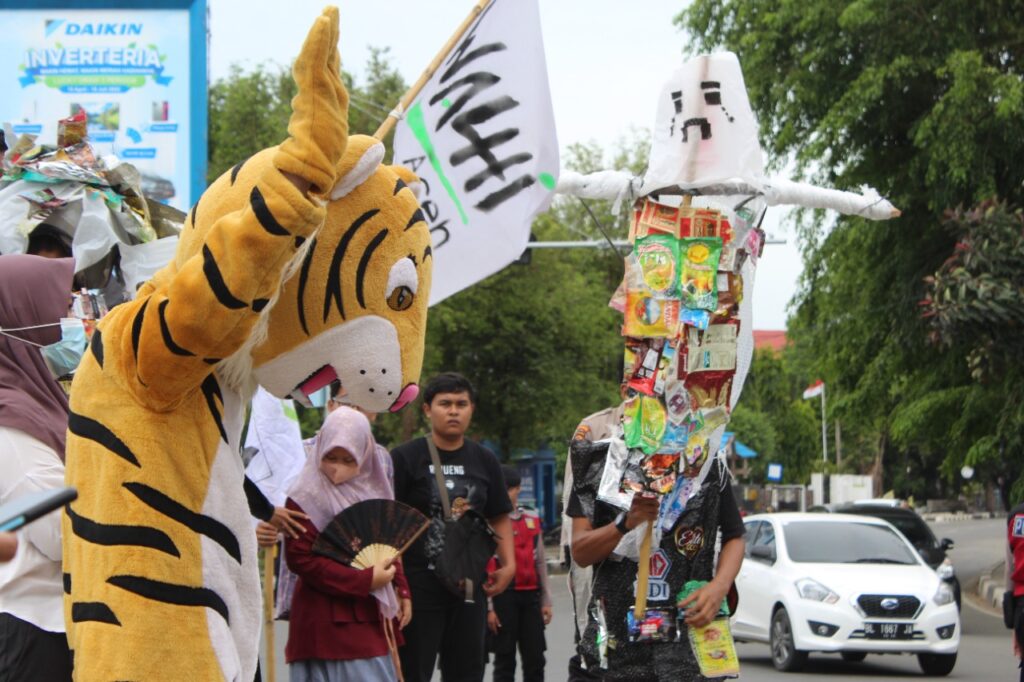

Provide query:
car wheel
left=770, top=607, right=808, bottom=672
left=841, top=651, right=867, bottom=662
left=918, top=652, right=957, bottom=676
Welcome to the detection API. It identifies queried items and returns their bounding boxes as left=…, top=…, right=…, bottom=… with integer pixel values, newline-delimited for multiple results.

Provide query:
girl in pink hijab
left=283, top=406, right=412, bottom=682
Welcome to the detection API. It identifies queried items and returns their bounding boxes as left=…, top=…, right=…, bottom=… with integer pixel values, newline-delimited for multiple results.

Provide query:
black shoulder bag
left=426, top=437, right=497, bottom=603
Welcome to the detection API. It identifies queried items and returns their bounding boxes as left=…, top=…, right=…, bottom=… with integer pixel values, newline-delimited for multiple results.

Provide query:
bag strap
left=426, top=436, right=452, bottom=521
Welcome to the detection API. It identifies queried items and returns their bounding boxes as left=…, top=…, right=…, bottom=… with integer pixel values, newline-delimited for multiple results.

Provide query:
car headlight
left=933, top=581, right=955, bottom=606
left=937, top=558, right=955, bottom=581
left=796, top=578, right=840, bottom=604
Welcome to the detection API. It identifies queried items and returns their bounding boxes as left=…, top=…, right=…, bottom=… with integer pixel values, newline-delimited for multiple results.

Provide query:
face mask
left=0, top=317, right=86, bottom=381
left=40, top=318, right=88, bottom=380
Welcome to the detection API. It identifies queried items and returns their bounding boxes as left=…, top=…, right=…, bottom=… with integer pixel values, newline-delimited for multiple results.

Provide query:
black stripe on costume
left=107, top=575, right=230, bottom=624
left=131, top=299, right=149, bottom=363
left=66, top=505, right=179, bottom=557
left=325, top=209, right=379, bottom=322
left=201, top=374, right=228, bottom=443
left=71, top=602, right=121, bottom=626
left=250, top=186, right=289, bottom=236
left=63, top=572, right=72, bottom=594
left=297, top=237, right=317, bottom=336
left=230, top=156, right=250, bottom=186
left=68, top=412, right=141, bottom=468
left=90, top=328, right=104, bottom=368
left=393, top=178, right=407, bottom=195
left=203, top=357, right=221, bottom=365
left=423, top=245, right=433, bottom=261
left=356, top=229, right=388, bottom=309
left=252, top=298, right=269, bottom=312
left=202, top=245, right=247, bottom=310
left=157, top=300, right=195, bottom=357
left=190, top=200, right=199, bottom=229
left=405, top=208, right=425, bottom=231
left=124, top=482, right=241, bottom=563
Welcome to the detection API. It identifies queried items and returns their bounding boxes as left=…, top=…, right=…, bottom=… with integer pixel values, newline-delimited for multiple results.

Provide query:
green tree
left=679, top=0, right=1024, bottom=505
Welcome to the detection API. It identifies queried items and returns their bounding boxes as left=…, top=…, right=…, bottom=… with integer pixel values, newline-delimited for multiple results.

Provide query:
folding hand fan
left=313, top=499, right=430, bottom=569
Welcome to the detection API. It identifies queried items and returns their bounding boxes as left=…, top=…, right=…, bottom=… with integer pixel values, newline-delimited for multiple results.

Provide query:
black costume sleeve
left=243, top=475, right=275, bottom=522
left=717, top=483, right=744, bottom=541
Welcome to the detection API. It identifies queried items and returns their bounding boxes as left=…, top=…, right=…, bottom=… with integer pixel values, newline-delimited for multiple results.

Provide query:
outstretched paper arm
left=556, top=170, right=899, bottom=221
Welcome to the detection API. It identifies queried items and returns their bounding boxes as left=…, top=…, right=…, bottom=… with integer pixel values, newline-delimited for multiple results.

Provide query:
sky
left=208, top=0, right=802, bottom=330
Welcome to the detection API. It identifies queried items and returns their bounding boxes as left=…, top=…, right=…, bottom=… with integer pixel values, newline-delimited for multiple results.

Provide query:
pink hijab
left=287, top=406, right=398, bottom=617
left=0, top=254, right=74, bottom=459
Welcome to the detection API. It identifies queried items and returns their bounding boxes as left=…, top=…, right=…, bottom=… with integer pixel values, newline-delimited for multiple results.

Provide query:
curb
left=976, top=560, right=1005, bottom=611
left=920, top=511, right=995, bottom=523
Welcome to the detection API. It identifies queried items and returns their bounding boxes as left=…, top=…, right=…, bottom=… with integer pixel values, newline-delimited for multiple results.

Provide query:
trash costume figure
left=569, top=440, right=724, bottom=681
left=62, top=10, right=433, bottom=681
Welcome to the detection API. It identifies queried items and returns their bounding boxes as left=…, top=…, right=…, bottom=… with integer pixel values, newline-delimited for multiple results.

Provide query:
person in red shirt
left=487, top=466, right=552, bottom=682
left=284, top=406, right=412, bottom=682
left=1007, top=501, right=1024, bottom=681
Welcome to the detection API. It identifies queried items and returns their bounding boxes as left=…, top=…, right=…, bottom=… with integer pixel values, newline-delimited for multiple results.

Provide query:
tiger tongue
left=298, top=365, right=338, bottom=398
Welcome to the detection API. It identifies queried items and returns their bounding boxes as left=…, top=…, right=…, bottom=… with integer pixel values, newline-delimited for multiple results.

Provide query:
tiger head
left=172, top=134, right=432, bottom=414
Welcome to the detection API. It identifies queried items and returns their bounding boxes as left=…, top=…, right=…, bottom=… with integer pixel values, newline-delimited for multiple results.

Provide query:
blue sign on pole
left=766, top=462, right=783, bottom=482
left=0, top=0, right=208, bottom=211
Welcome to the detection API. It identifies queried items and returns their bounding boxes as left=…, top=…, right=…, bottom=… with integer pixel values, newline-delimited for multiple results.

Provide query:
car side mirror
left=750, top=545, right=775, bottom=563
left=940, top=538, right=954, bottom=551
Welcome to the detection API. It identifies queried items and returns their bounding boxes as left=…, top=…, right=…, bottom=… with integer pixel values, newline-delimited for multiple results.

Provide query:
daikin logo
left=45, top=20, right=144, bottom=37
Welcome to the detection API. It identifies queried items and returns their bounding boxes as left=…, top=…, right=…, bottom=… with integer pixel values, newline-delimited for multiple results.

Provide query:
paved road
left=262, top=517, right=1013, bottom=681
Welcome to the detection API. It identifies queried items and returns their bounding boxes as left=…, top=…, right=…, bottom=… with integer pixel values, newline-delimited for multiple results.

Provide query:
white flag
left=642, top=52, right=764, bottom=194
left=244, top=387, right=306, bottom=507
left=393, top=0, right=559, bottom=305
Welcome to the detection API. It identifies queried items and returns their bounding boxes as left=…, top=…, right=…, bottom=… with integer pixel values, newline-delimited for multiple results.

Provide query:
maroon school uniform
left=284, top=499, right=410, bottom=663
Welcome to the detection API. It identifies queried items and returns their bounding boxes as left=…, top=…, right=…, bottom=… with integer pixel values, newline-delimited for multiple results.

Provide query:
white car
left=732, top=513, right=960, bottom=676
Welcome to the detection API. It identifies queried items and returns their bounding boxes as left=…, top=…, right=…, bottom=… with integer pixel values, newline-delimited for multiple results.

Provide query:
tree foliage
left=679, top=0, right=1024, bottom=505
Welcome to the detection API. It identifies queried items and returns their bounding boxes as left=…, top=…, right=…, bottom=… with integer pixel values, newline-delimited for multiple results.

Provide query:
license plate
left=863, top=622, right=915, bottom=640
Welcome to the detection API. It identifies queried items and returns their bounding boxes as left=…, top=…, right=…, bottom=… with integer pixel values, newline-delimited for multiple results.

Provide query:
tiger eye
left=387, top=286, right=414, bottom=311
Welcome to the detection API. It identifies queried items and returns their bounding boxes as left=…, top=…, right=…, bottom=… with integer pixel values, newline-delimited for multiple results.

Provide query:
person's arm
left=534, top=521, right=553, bottom=625
left=0, top=533, right=16, bottom=562
left=680, top=536, right=744, bottom=627
left=484, top=513, right=515, bottom=597
left=571, top=495, right=660, bottom=568
left=13, top=444, right=65, bottom=562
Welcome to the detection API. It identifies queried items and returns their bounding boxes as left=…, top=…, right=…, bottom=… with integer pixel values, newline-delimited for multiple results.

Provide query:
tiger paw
left=276, top=6, right=349, bottom=198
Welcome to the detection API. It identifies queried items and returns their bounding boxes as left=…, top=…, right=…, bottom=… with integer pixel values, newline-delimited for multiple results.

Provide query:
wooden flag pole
left=634, top=520, right=654, bottom=619
left=373, top=0, right=492, bottom=140
left=263, top=546, right=277, bottom=682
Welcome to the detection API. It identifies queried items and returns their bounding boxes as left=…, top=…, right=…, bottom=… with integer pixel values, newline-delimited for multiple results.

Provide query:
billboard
left=0, top=0, right=207, bottom=211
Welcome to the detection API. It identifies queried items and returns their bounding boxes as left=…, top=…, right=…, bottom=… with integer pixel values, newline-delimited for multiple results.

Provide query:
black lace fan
left=312, top=499, right=430, bottom=569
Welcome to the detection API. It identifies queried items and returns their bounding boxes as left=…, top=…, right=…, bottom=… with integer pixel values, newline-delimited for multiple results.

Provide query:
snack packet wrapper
left=623, top=395, right=667, bottom=454
left=627, top=339, right=664, bottom=396
left=635, top=234, right=680, bottom=298
left=680, top=237, right=723, bottom=311
left=627, top=607, right=676, bottom=643
left=652, top=344, right=676, bottom=396
left=624, top=292, right=679, bottom=338
left=687, top=618, right=740, bottom=678
left=593, top=598, right=610, bottom=669
left=597, top=437, right=634, bottom=510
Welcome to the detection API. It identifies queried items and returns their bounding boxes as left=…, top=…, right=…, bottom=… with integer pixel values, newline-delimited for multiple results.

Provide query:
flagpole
left=373, top=0, right=493, bottom=140
left=820, top=383, right=828, bottom=463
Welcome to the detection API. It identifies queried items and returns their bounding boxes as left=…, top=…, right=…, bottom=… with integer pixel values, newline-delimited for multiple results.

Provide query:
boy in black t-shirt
left=392, top=372, right=514, bottom=682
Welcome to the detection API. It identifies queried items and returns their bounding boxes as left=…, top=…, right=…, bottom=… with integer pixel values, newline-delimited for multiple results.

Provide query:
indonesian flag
left=802, top=380, right=825, bottom=400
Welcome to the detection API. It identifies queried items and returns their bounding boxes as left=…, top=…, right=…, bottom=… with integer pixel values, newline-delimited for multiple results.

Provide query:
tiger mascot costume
left=62, top=9, right=432, bottom=680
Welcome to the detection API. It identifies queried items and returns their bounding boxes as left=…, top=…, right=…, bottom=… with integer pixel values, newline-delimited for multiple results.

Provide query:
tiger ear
left=391, top=165, right=424, bottom=200
left=330, top=136, right=385, bottom=200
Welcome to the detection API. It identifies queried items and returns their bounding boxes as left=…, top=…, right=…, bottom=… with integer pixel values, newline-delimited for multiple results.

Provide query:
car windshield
left=783, top=521, right=919, bottom=564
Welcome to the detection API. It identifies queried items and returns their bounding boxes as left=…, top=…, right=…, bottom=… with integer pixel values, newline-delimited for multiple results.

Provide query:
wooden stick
left=634, top=520, right=654, bottom=619
left=263, top=546, right=276, bottom=682
left=386, top=520, right=432, bottom=568
left=373, top=0, right=492, bottom=140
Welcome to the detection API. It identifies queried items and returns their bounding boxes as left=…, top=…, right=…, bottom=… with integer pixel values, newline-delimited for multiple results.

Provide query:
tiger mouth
left=289, top=364, right=338, bottom=407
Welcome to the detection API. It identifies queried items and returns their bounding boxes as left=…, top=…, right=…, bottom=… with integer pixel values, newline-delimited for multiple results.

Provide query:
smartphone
left=0, top=488, right=78, bottom=532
